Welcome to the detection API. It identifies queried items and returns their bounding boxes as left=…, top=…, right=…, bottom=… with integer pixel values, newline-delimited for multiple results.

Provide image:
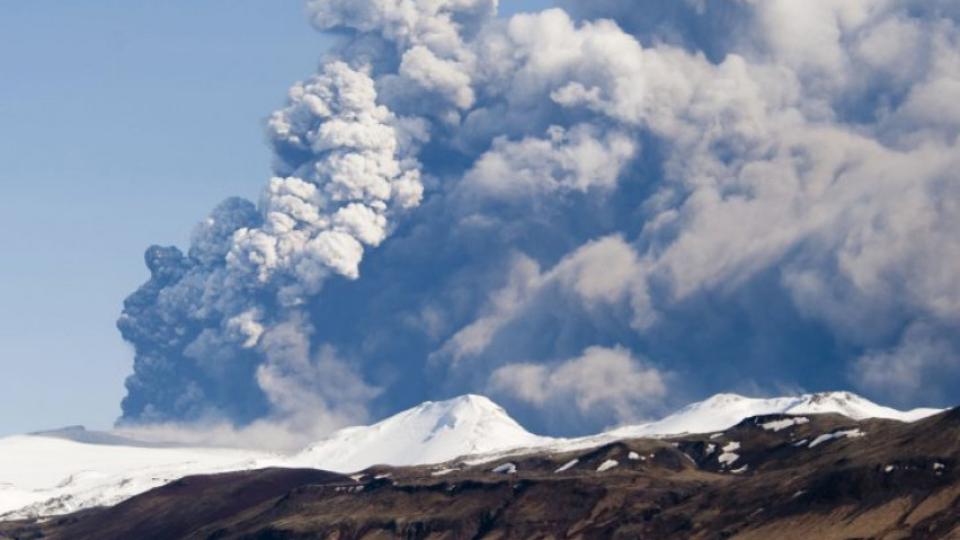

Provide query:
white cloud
left=436, top=235, right=652, bottom=364
left=435, top=255, right=542, bottom=365
left=400, top=45, right=476, bottom=109
left=462, top=124, right=636, bottom=199
left=256, top=318, right=380, bottom=431
left=854, top=324, right=959, bottom=404
left=489, top=345, right=668, bottom=422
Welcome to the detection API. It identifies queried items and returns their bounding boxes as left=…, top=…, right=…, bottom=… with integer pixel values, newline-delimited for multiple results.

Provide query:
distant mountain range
left=0, top=391, right=943, bottom=522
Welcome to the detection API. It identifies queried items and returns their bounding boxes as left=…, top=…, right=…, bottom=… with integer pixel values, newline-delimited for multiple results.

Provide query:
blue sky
left=0, top=1, right=330, bottom=436
left=0, top=0, right=555, bottom=436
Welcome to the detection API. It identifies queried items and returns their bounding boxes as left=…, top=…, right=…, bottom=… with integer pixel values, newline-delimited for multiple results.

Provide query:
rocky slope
left=4, top=406, right=960, bottom=539
left=0, top=392, right=942, bottom=522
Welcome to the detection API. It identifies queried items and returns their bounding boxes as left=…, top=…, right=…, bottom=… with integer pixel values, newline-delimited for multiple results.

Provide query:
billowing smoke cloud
left=119, top=0, right=960, bottom=441
left=119, top=60, right=423, bottom=435
left=489, top=345, right=668, bottom=433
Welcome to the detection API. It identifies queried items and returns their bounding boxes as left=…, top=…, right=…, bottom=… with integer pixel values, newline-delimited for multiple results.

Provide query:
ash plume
left=120, top=0, right=960, bottom=439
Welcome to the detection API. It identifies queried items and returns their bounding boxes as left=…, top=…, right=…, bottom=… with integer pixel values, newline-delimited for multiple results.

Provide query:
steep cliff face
left=5, top=407, right=960, bottom=540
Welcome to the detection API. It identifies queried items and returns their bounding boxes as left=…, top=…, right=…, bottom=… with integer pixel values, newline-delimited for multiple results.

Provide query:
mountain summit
left=290, top=394, right=551, bottom=472
left=0, top=391, right=942, bottom=521
left=608, top=391, right=941, bottom=439
left=10, top=396, right=959, bottom=539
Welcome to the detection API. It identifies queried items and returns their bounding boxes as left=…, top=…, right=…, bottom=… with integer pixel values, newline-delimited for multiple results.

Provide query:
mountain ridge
left=7, top=403, right=960, bottom=539
left=607, top=390, right=941, bottom=440
left=286, top=394, right=552, bottom=472
left=0, top=390, right=943, bottom=521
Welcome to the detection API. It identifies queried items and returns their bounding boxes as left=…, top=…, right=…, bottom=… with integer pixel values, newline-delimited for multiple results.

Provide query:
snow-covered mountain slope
left=0, top=433, right=272, bottom=520
left=461, top=391, right=944, bottom=462
left=0, top=395, right=548, bottom=520
left=776, top=391, right=940, bottom=421
left=29, top=425, right=178, bottom=448
left=288, top=394, right=553, bottom=472
left=606, top=391, right=941, bottom=440
left=0, top=391, right=942, bottom=520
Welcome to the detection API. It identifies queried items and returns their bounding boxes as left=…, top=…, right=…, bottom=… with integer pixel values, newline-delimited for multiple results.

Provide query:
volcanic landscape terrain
left=4, top=406, right=960, bottom=539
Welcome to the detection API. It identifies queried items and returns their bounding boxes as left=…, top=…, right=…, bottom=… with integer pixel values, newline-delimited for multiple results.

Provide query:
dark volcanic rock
left=4, top=409, right=960, bottom=539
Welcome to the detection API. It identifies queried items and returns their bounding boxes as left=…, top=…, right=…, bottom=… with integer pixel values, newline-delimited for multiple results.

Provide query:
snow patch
left=808, top=429, right=865, bottom=448
left=596, top=459, right=619, bottom=472
left=718, top=442, right=741, bottom=467
left=760, top=417, right=809, bottom=432
left=554, top=459, right=578, bottom=473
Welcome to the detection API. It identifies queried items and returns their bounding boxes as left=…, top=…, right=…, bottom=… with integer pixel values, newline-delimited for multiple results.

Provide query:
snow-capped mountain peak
left=783, top=391, right=940, bottom=422
left=289, top=394, right=552, bottom=472
left=0, top=391, right=942, bottom=521
left=606, top=391, right=941, bottom=440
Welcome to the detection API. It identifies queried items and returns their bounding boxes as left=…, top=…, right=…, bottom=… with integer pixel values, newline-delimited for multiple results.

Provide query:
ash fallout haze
left=3, top=0, right=960, bottom=444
